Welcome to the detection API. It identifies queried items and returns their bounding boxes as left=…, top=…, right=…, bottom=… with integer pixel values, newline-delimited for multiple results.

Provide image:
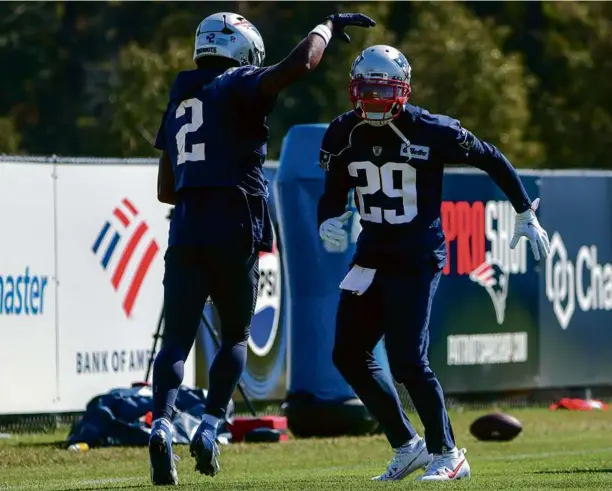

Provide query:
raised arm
left=259, top=13, right=375, bottom=100
left=444, top=121, right=550, bottom=260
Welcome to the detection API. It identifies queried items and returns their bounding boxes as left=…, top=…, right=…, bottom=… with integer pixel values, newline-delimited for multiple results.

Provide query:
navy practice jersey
left=155, top=66, right=275, bottom=195
left=155, top=66, right=276, bottom=251
left=317, top=104, right=532, bottom=271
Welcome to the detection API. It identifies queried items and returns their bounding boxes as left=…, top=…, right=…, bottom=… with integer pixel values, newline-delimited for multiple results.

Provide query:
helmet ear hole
left=248, top=49, right=254, bottom=65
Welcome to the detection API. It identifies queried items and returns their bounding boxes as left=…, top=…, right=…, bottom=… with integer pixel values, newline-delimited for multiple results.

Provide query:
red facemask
left=349, top=77, right=411, bottom=124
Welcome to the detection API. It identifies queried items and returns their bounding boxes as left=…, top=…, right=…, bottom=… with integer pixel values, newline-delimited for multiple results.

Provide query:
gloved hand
left=324, top=13, right=376, bottom=43
left=319, top=211, right=353, bottom=246
left=509, top=198, right=551, bottom=261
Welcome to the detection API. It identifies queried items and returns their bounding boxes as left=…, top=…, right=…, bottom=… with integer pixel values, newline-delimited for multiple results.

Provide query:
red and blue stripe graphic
left=92, top=198, right=159, bottom=317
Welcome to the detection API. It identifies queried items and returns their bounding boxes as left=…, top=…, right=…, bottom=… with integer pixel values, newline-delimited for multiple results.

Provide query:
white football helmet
left=194, top=12, right=265, bottom=67
left=349, top=45, right=412, bottom=126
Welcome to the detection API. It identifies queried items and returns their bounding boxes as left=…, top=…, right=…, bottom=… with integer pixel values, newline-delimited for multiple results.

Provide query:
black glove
left=325, top=13, right=376, bottom=43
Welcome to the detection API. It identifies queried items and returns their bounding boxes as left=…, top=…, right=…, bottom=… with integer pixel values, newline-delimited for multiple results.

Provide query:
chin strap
left=388, top=121, right=411, bottom=158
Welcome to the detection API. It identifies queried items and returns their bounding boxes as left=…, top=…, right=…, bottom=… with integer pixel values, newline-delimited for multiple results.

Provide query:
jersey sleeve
left=317, top=121, right=353, bottom=226
left=442, top=119, right=532, bottom=213
left=153, top=105, right=170, bottom=152
left=220, top=66, right=275, bottom=110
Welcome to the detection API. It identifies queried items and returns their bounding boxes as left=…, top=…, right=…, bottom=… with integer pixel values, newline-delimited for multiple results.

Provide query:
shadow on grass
left=16, top=441, right=66, bottom=449
left=535, top=468, right=612, bottom=475
left=56, top=487, right=146, bottom=491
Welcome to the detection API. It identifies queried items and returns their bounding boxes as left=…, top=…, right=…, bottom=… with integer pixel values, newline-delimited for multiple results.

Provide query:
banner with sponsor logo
left=0, top=159, right=194, bottom=414
left=53, top=162, right=194, bottom=411
left=431, top=171, right=541, bottom=392
left=538, top=173, right=612, bottom=387
left=0, top=162, right=58, bottom=414
left=274, top=125, right=611, bottom=397
left=3, top=147, right=612, bottom=416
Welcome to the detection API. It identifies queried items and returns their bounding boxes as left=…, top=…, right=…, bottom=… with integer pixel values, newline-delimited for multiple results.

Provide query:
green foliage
left=533, top=2, right=612, bottom=168
left=108, top=40, right=192, bottom=156
left=1, top=1, right=612, bottom=168
left=2, top=409, right=612, bottom=490
left=400, top=2, right=542, bottom=167
left=0, top=117, right=22, bottom=154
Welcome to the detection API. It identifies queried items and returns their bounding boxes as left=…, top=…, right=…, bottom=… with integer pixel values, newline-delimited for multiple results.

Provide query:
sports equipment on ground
left=469, top=412, right=523, bottom=442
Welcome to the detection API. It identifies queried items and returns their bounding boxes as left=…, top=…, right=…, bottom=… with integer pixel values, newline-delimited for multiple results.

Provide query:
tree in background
left=108, top=40, right=192, bottom=156
left=0, top=117, right=22, bottom=154
left=399, top=2, right=542, bottom=167
left=2, top=1, right=612, bottom=169
left=533, top=2, right=612, bottom=168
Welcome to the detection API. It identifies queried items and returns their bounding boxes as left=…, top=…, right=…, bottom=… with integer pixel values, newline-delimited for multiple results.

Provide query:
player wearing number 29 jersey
left=318, top=45, right=550, bottom=483
left=149, top=11, right=376, bottom=487
left=318, top=101, right=534, bottom=271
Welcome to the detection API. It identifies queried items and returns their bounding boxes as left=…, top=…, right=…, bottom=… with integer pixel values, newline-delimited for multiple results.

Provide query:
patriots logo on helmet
left=469, top=261, right=509, bottom=325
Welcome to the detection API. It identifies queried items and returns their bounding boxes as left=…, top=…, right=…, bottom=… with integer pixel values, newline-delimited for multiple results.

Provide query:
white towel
left=339, top=265, right=377, bottom=295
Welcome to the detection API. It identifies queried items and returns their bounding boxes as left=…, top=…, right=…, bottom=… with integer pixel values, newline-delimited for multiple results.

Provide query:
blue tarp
left=67, top=384, right=234, bottom=447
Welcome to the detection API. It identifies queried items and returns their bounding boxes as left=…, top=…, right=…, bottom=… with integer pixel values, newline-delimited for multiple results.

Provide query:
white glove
left=509, top=198, right=551, bottom=261
left=319, top=211, right=353, bottom=246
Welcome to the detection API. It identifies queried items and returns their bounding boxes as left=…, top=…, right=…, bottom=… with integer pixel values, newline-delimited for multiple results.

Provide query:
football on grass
left=469, top=412, right=522, bottom=442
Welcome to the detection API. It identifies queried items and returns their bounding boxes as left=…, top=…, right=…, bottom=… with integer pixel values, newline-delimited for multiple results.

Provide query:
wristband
left=309, top=24, right=332, bottom=46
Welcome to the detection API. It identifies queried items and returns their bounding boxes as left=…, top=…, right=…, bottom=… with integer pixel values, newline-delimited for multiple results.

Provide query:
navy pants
left=332, top=263, right=456, bottom=454
left=152, top=244, right=258, bottom=421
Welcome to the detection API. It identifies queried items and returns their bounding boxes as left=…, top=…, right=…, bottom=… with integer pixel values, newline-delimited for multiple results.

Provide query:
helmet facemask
left=349, top=77, right=411, bottom=126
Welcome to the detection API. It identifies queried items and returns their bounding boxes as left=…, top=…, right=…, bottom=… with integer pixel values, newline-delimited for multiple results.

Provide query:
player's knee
left=389, top=359, right=432, bottom=385
left=220, top=324, right=250, bottom=345
left=332, top=344, right=360, bottom=377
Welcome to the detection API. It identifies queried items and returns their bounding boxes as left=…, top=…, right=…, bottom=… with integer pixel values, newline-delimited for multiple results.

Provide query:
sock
left=442, top=446, right=459, bottom=457
left=397, top=434, right=421, bottom=450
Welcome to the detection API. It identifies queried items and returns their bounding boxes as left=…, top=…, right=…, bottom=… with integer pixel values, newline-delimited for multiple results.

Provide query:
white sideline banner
left=0, top=162, right=58, bottom=414
left=53, top=163, right=194, bottom=412
left=0, top=161, right=194, bottom=414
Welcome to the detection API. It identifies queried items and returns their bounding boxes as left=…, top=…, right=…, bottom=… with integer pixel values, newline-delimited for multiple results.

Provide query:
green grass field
left=1, top=408, right=611, bottom=490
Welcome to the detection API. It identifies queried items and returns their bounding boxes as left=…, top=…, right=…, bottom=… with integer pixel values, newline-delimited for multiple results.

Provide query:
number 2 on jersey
left=348, top=161, right=417, bottom=224
left=175, top=98, right=205, bottom=165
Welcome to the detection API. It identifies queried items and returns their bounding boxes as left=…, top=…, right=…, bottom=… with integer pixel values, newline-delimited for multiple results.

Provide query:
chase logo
left=249, top=240, right=281, bottom=357
left=92, top=198, right=159, bottom=318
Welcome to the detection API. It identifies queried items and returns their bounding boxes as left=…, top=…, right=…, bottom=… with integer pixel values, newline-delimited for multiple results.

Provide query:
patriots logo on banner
left=469, top=261, right=509, bottom=325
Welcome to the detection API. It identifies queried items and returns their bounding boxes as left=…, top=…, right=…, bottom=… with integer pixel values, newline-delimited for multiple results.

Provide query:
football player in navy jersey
left=149, top=11, right=375, bottom=485
left=317, top=45, right=550, bottom=482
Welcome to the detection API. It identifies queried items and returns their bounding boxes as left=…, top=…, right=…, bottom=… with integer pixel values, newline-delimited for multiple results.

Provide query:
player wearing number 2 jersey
left=317, top=45, right=551, bottom=482
left=149, top=11, right=375, bottom=486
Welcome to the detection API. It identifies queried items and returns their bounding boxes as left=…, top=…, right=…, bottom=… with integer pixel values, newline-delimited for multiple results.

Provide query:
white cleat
left=372, top=436, right=432, bottom=481
left=417, top=447, right=471, bottom=481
